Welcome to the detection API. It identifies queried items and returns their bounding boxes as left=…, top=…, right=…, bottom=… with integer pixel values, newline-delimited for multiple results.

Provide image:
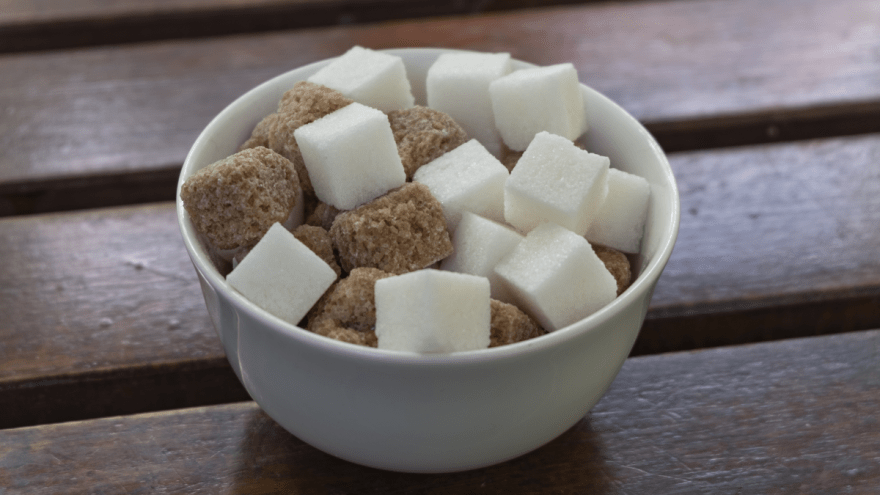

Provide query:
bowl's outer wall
left=177, top=48, right=679, bottom=473
left=237, top=279, right=654, bottom=472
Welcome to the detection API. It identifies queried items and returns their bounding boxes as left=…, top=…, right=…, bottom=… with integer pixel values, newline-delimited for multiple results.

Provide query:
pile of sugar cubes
left=181, top=46, right=650, bottom=354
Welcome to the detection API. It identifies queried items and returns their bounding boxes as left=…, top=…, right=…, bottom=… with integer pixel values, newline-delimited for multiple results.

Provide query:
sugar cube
left=426, top=52, right=512, bottom=157
left=307, top=46, right=415, bottom=112
left=294, top=102, right=406, bottom=210
left=308, top=267, right=394, bottom=347
left=227, top=223, right=337, bottom=326
left=375, top=269, right=491, bottom=353
left=412, top=139, right=509, bottom=231
left=240, top=81, right=354, bottom=199
left=586, top=168, right=651, bottom=253
left=180, top=147, right=300, bottom=251
left=440, top=211, right=524, bottom=303
left=330, top=183, right=453, bottom=274
left=388, top=106, right=469, bottom=179
left=490, top=299, right=545, bottom=347
left=291, top=224, right=341, bottom=278
left=592, top=244, right=632, bottom=296
left=504, top=131, right=609, bottom=235
left=494, top=222, right=617, bottom=331
left=489, top=63, right=587, bottom=151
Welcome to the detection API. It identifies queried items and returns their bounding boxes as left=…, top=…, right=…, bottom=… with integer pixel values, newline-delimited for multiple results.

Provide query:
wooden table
left=1, top=0, right=878, bottom=492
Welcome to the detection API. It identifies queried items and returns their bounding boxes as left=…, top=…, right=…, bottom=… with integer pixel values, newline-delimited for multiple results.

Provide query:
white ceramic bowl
left=177, top=48, right=680, bottom=473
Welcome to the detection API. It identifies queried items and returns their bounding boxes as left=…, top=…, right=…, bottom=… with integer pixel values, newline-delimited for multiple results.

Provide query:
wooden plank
left=635, top=132, right=880, bottom=354
left=3, top=0, right=880, bottom=215
left=0, top=0, right=619, bottom=54
left=0, top=204, right=250, bottom=429
left=1, top=133, right=878, bottom=427
left=2, top=329, right=877, bottom=492
left=0, top=0, right=476, bottom=54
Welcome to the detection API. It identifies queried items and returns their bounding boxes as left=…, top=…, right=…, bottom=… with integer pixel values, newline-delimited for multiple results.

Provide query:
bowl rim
left=176, top=47, right=680, bottom=366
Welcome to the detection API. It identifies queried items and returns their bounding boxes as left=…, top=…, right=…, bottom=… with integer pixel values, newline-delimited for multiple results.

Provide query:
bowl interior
left=176, top=47, right=680, bottom=359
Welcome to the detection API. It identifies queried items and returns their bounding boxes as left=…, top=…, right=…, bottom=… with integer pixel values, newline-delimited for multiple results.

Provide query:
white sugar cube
left=412, top=139, right=509, bottom=231
left=489, top=63, right=587, bottom=151
left=227, top=223, right=337, bottom=326
left=440, top=212, right=524, bottom=303
left=494, top=222, right=616, bottom=331
left=294, top=103, right=406, bottom=210
left=586, top=168, right=651, bottom=253
left=307, top=46, right=415, bottom=112
left=504, top=131, right=609, bottom=235
left=426, top=52, right=512, bottom=157
left=375, top=269, right=490, bottom=353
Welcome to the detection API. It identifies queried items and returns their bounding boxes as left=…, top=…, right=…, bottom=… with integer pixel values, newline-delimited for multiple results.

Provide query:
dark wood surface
left=636, top=133, right=880, bottom=353
left=2, top=133, right=878, bottom=428
left=2, top=329, right=877, bottom=493
left=0, top=0, right=613, bottom=53
left=0, top=204, right=249, bottom=429
left=3, top=0, right=879, bottom=490
left=3, top=0, right=880, bottom=215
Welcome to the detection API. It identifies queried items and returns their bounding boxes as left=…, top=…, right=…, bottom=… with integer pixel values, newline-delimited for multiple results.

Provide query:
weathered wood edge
left=649, top=100, right=880, bottom=153
left=637, top=289, right=880, bottom=356
left=0, top=358, right=250, bottom=430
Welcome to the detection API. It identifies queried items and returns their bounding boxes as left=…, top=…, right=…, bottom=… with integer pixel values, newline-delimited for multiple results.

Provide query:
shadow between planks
left=2, top=329, right=878, bottom=492
left=1, top=133, right=878, bottom=429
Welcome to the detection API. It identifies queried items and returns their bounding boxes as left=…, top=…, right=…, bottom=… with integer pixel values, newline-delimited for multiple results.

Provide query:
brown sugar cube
left=275, top=80, right=352, bottom=116
left=235, top=224, right=342, bottom=279
left=180, top=146, right=299, bottom=250
left=592, top=244, right=632, bottom=295
left=241, top=110, right=315, bottom=199
left=304, top=201, right=343, bottom=231
left=307, top=267, right=394, bottom=347
left=501, top=147, right=523, bottom=172
left=490, top=299, right=545, bottom=347
left=302, top=278, right=337, bottom=328
left=240, top=81, right=354, bottom=198
left=387, top=106, right=469, bottom=179
left=312, top=321, right=378, bottom=348
left=272, top=82, right=354, bottom=198
left=330, top=183, right=453, bottom=274
left=292, top=224, right=342, bottom=278
left=238, top=112, right=282, bottom=151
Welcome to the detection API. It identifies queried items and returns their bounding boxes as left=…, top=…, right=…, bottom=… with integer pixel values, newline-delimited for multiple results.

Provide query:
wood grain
left=637, top=133, right=880, bottom=353
left=2, top=329, right=877, bottom=493
left=0, top=0, right=618, bottom=54
left=0, top=204, right=250, bottom=428
left=2, top=133, right=879, bottom=427
left=0, top=0, right=473, bottom=54
left=3, top=0, right=880, bottom=215
left=658, top=134, right=880, bottom=309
